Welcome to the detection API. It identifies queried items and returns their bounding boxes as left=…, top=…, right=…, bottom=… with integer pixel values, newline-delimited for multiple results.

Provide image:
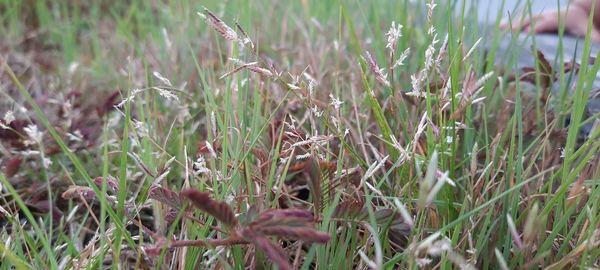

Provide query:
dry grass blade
left=180, top=188, right=238, bottom=228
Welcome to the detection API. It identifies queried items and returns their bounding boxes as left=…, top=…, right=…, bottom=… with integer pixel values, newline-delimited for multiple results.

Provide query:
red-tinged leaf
left=180, top=189, right=238, bottom=228
left=143, top=245, right=163, bottom=257
left=3, top=157, right=22, bottom=177
left=244, top=231, right=292, bottom=270
left=149, top=185, right=183, bottom=209
left=257, top=226, right=330, bottom=243
left=93, top=176, right=119, bottom=194
left=250, top=208, right=314, bottom=227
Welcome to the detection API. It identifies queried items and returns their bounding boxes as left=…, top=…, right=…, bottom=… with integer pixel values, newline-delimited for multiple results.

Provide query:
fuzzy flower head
left=393, top=48, right=411, bottom=69
left=24, top=125, right=43, bottom=145
left=198, top=7, right=239, bottom=42
left=4, top=111, right=15, bottom=124
left=329, top=94, right=344, bottom=110
left=193, top=156, right=211, bottom=176
left=364, top=51, right=391, bottom=87
left=385, top=21, right=403, bottom=53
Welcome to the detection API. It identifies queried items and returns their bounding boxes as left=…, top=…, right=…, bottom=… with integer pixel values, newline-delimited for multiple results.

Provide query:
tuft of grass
left=1, top=0, right=599, bottom=269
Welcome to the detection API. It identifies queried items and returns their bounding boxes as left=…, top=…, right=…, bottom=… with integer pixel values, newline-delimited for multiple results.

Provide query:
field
left=1, top=0, right=600, bottom=269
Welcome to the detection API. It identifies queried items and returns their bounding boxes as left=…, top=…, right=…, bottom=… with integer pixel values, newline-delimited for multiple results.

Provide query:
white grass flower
left=385, top=21, right=403, bottom=53
left=427, top=0, right=437, bottom=21
left=67, top=130, right=84, bottom=142
left=279, top=156, right=290, bottom=165
left=205, top=141, right=217, bottom=158
left=153, top=87, right=179, bottom=102
left=296, top=152, right=311, bottom=160
left=4, top=111, right=15, bottom=124
left=303, top=72, right=317, bottom=96
left=24, top=124, right=43, bottom=145
left=362, top=155, right=389, bottom=181
left=428, top=26, right=436, bottom=36
left=287, top=83, right=301, bottom=90
left=329, top=94, right=344, bottom=110
left=42, top=157, right=52, bottom=169
left=424, top=43, right=436, bottom=71
left=193, top=156, right=211, bottom=176
left=415, top=258, right=433, bottom=267
left=290, top=134, right=334, bottom=148
left=463, top=37, right=482, bottom=61
left=16, top=150, right=40, bottom=156
left=330, top=115, right=339, bottom=129
left=153, top=71, right=173, bottom=86
left=68, top=62, right=79, bottom=74
left=428, top=236, right=452, bottom=256
left=407, top=74, right=425, bottom=98
left=116, top=88, right=143, bottom=107
left=474, top=71, right=495, bottom=89
left=311, top=105, right=323, bottom=118
left=133, top=119, right=148, bottom=135
left=393, top=48, right=410, bottom=68
left=364, top=51, right=390, bottom=87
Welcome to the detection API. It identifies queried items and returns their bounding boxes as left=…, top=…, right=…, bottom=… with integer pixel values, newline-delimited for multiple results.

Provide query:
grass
left=1, top=0, right=599, bottom=269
